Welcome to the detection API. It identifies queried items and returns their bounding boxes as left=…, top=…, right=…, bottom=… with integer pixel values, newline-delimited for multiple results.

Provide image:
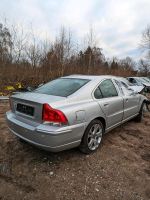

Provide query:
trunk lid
left=10, top=92, right=67, bottom=123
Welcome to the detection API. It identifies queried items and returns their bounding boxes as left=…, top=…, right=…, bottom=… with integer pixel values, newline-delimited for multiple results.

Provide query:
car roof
left=63, top=74, right=116, bottom=81
left=128, top=77, right=141, bottom=79
left=114, top=77, right=127, bottom=80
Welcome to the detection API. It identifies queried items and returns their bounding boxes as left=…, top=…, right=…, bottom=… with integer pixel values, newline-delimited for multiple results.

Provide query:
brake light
left=42, top=103, right=68, bottom=124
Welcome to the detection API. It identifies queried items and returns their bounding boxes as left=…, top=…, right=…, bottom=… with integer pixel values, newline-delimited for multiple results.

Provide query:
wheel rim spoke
left=88, top=138, right=95, bottom=149
left=95, top=130, right=102, bottom=137
left=93, top=124, right=100, bottom=133
left=88, top=123, right=102, bottom=151
left=88, top=130, right=94, bottom=138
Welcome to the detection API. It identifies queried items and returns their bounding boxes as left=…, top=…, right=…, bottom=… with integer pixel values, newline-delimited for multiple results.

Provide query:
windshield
left=130, top=78, right=143, bottom=86
left=121, top=78, right=134, bottom=86
left=34, top=78, right=90, bottom=97
left=142, top=77, right=150, bottom=83
left=136, top=77, right=148, bottom=84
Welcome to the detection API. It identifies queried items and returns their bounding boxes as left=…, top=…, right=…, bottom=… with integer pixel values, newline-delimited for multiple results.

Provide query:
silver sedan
left=6, top=75, right=147, bottom=154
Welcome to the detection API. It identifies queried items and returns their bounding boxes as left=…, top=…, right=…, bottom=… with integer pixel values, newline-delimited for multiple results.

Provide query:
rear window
left=34, top=78, right=90, bottom=97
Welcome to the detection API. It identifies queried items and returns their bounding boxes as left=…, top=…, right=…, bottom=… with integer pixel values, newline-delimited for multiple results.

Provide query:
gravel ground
left=0, top=101, right=150, bottom=200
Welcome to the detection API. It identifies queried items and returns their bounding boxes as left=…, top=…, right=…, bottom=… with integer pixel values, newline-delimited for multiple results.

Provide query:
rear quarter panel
left=58, top=99, right=106, bottom=129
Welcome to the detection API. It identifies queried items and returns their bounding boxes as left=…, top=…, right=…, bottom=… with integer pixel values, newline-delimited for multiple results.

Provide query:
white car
left=127, top=77, right=150, bottom=92
left=115, top=77, right=144, bottom=93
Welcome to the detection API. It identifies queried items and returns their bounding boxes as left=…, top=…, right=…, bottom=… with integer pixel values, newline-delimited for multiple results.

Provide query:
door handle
left=104, top=103, right=109, bottom=106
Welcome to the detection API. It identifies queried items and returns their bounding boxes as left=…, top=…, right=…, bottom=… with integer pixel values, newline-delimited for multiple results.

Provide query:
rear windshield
left=34, top=78, right=90, bottom=97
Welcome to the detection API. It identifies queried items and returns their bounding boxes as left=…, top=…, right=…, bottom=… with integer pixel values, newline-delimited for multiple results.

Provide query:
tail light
left=42, top=103, right=68, bottom=124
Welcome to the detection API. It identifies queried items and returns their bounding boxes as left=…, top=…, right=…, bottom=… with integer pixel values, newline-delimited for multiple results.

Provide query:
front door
left=122, top=88, right=140, bottom=120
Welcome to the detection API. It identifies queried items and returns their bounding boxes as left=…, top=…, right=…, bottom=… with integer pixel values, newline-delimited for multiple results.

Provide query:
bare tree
left=140, top=25, right=150, bottom=73
left=25, top=28, right=42, bottom=69
left=120, top=57, right=135, bottom=71
left=138, top=59, right=149, bottom=75
left=85, top=26, right=97, bottom=74
left=54, top=27, right=73, bottom=76
left=0, top=18, right=142, bottom=92
left=141, top=25, right=150, bottom=51
left=0, top=22, right=13, bottom=65
left=11, top=24, right=28, bottom=64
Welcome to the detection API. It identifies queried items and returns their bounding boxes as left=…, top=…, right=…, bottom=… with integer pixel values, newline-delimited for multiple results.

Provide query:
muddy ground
left=0, top=101, right=150, bottom=200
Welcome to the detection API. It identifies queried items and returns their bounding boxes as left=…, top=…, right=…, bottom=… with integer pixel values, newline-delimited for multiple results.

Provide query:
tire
left=79, top=119, right=104, bottom=154
left=145, top=100, right=150, bottom=112
left=134, top=102, right=145, bottom=122
left=147, top=103, right=150, bottom=112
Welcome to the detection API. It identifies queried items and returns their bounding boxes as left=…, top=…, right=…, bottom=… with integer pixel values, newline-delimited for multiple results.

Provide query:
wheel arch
left=94, top=117, right=106, bottom=132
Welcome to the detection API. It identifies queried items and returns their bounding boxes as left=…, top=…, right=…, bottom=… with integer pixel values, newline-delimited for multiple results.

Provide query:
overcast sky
left=0, top=0, right=150, bottom=60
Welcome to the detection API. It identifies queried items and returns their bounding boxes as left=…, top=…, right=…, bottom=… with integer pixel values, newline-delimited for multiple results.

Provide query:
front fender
left=139, top=94, right=148, bottom=110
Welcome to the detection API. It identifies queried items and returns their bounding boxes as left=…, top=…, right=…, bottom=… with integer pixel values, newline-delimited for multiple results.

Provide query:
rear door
left=93, top=79, right=124, bottom=129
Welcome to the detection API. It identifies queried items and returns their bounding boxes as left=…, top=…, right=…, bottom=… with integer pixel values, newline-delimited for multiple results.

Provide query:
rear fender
left=59, top=100, right=106, bottom=129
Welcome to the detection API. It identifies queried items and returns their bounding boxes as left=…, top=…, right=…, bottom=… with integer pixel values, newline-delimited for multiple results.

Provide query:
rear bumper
left=6, top=111, right=85, bottom=152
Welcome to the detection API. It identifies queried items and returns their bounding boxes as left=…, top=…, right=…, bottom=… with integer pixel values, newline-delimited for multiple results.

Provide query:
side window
left=94, top=87, right=103, bottom=99
left=99, top=79, right=118, bottom=98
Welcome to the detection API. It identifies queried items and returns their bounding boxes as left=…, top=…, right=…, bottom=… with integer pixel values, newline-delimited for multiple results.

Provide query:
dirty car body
left=6, top=75, right=147, bottom=153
